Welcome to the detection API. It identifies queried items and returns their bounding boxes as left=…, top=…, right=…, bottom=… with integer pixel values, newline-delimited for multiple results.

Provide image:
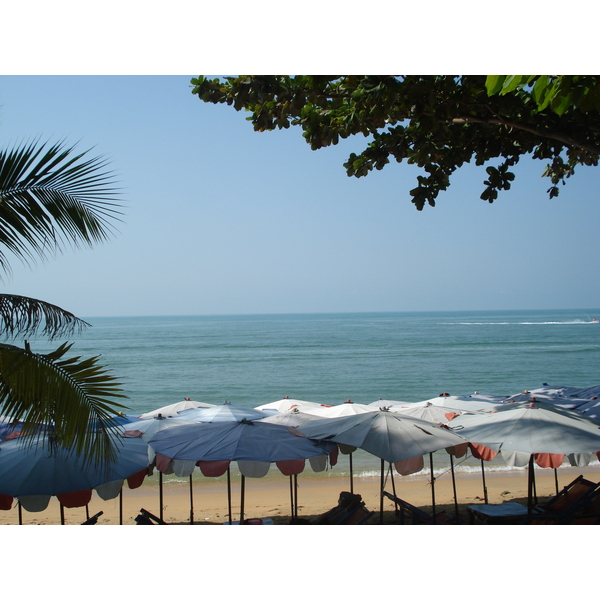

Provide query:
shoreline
left=2, top=464, right=599, bottom=525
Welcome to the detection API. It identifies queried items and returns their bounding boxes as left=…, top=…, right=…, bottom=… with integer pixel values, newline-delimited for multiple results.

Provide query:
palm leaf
left=0, top=341, right=129, bottom=466
left=0, top=138, right=122, bottom=276
left=0, top=294, right=90, bottom=340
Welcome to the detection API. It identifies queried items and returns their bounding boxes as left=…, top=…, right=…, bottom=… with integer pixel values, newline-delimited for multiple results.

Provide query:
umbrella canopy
left=139, top=398, right=215, bottom=419
left=122, top=415, right=197, bottom=441
left=149, top=419, right=335, bottom=463
left=449, top=403, right=600, bottom=463
left=258, top=410, right=325, bottom=427
left=576, top=397, right=600, bottom=421
left=297, top=410, right=467, bottom=464
left=296, top=401, right=378, bottom=418
left=368, top=399, right=411, bottom=409
left=176, top=402, right=267, bottom=423
left=390, top=402, right=465, bottom=423
left=254, top=398, right=326, bottom=412
left=505, top=391, right=589, bottom=410
left=410, top=395, right=505, bottom=413
left=0, top=435, right=149, bottom=498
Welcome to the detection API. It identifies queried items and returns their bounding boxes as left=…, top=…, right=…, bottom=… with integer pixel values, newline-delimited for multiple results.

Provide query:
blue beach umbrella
left=149, top=419, right=335, bottom=523
left=176, top=401, right=267, bottom=423
left=0, top=434, right=149, bottom=523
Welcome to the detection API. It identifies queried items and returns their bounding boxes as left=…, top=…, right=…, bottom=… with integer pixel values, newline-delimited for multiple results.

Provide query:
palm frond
left=0, top=341, right=129, bottom=466
left=0, top=294, right=90, bottom=340
left=0, top=138, right=122, bottom=276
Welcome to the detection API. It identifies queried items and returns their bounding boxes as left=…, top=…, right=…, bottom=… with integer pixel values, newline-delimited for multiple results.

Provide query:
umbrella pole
left=480, top=459, right=489, bottom=504
left=159, top=471, right=164, bottom=522
left=294, top=475, right=298, bottom=519
left=349, top=452, right=354, bottom=494
left=450, top=454, right=459, bottom=520
left=60, top=503, right=65, bottom=525
left=18, top=501, right=22, bottom=525
left=527, top=455, right=535, bottom=521
left=86, top=504, right=90, bottom=520
left=240, top=474, right=246, bottom=524
left=379, top=458, right=385, bottom=524
left=554, top=468, right=559, bottom=495
left=227, top=467, right=232, bottom=524
left=289, top=476, right=294, bottom=521
left=189, top=474, right=194, bottom=524
left=430, top=452, right=436, bottom=524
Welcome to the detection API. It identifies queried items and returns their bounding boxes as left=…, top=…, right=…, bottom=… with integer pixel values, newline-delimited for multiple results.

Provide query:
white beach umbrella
left=139, top=398, right=215, bottom=419
left=412, top=395, right=505, bottom=412
left=297, top=409, right=467, bottom=522
left=368, top=399, right=411, bottom=409
left=254, top=398, right=326, bottom=412
left=505, top=391, right=589, bottom=410
left=295, top=401, right=379, bottom=492
left=296, top=401, right=378, bottom=418
left=449, top=403, right=600, bottom=516
left=258, top=409, right=325, bottom=427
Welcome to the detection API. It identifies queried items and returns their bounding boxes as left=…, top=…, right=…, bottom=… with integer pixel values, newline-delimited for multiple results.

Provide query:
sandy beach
left=2, top=465, right=599, bottom=525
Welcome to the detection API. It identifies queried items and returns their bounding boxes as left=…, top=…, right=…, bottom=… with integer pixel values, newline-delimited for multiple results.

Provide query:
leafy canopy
left=191, top=75, right=600, bottom=209
left=0, top=138, right=128, bottom=465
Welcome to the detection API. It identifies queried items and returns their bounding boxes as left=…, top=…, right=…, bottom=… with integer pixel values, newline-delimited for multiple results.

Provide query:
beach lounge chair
left=528, top=475, right=600, bottom=524
left=135, top=508, right=168, bottom=525
left=81, top=511, right=103, bottom=525
left=383, top=491, right=460, bottom=524
left=310, top=491, right=374, bottom=525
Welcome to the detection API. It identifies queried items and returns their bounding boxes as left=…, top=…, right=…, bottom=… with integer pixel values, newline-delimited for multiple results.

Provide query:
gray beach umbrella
left=449, top=403, right=600, bottom=517
left=297, top=409, right=467, bottom=522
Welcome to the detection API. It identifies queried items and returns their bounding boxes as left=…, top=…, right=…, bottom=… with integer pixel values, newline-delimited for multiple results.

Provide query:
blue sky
left=1, top=75, right=599, bottom=317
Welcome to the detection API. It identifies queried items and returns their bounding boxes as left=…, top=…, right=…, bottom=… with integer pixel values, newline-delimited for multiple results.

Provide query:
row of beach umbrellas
left=1, top=383, right=599, bottom=523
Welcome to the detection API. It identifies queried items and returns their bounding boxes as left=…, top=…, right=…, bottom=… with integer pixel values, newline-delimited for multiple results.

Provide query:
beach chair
left=311, top=491, right=374, bottom=525
left=135, top=508, right=168, bottom=525
left=81, top=511, right=103, bottom=525
left=383, top=491, right=460, bottom=525
left=528, top=475, right=600, bottom=524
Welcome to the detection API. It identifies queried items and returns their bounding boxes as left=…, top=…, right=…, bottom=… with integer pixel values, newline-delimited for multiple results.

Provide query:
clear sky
left=1, top=74, right=599, bottom=317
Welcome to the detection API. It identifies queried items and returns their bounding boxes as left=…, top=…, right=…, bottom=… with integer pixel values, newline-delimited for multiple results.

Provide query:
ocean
left=28, top=309, right=600, bottom=484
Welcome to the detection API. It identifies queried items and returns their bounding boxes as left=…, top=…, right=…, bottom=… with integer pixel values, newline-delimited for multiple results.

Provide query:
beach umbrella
left=505, top=391, right=589, bottom=410
left=254, top=398, right=327, bottom=412
left=0, top=435, right=149, bottom=524
left=149, top=419, right=336, bottom=523
left=168, top=402, right=269, bottom=522
left=123, top=415, right=199, bottom=522
left=410, top=395, right=505, bottom=413
left=139, top=398, right=215, bottom=419
left=368, top=399, right=411, bottom=409
left=391, top=402, right=465, bottom=518
left=295, top=401, right=379, bottom=493
left=297, top=409, right=467, bottom=523
left=449, top=402, right=600, bottom=517
left=258, top=409, right=325, bottom=427
left=177, top=401, right=267, bottom=422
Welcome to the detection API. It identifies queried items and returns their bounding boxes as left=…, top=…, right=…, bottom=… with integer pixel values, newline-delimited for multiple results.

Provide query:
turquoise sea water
left=28, top=309, right=600, bottom=483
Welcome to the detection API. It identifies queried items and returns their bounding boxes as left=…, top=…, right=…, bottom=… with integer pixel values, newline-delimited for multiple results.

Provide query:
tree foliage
left=191, top=75, right=600, bottom=209
left=0, top=138, right=128, bottom=465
